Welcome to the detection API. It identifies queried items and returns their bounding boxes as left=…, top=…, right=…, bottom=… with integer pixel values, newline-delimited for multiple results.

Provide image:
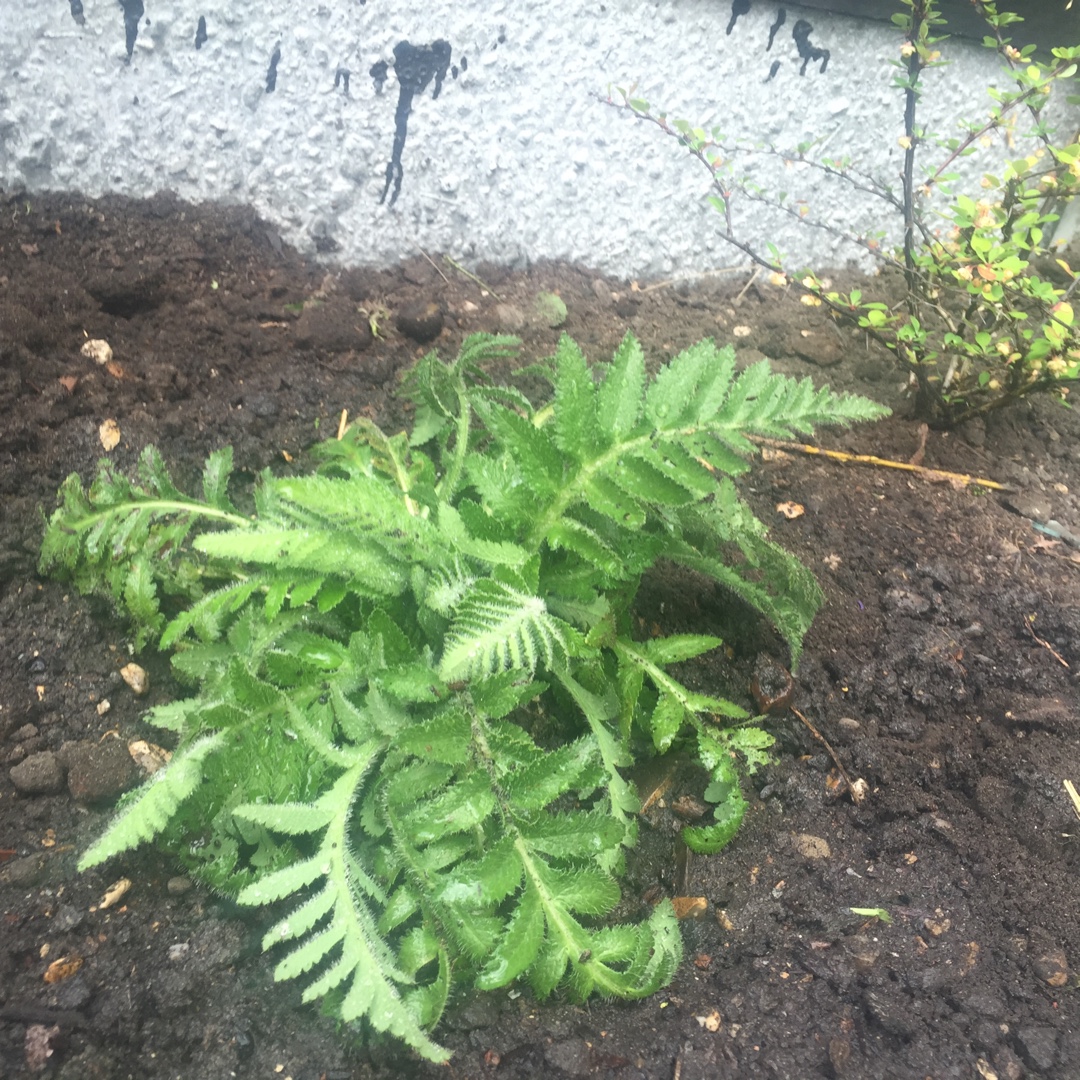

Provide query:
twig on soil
left=790, top=706, right=866, bottom=805
left=442, top=256, right=503, bottom=301
left=734, top=266, right=760, bottom=305
left=631, top=266, right=745, bottom=293
left=750, top=435, right=1012, bottom=492
left=418, top=249, right=451, bottom=285
left=1023, top=616, right=1070, bottom=668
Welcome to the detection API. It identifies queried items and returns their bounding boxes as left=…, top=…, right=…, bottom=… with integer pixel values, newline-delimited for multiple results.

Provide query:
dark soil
left=1, top=191, right=1078, bottom=1080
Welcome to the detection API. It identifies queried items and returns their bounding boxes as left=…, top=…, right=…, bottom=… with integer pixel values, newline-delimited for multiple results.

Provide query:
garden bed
left=1, top=191, right=1077, bottom=1079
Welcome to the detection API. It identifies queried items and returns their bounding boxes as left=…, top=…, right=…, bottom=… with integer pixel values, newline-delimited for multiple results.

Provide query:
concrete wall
left=1, top=1, right=1076, bottom=279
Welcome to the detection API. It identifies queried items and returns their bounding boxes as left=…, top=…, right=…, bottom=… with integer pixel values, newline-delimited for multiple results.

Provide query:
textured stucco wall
left=0, top=1, right=1075, bottom=279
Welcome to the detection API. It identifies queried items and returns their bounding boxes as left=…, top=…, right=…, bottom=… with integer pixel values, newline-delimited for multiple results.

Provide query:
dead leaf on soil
left=924, top=914, right=951, bottom=936
left=671, top=896, right=708, bottom=919
left=100, top=878, right=132, bottom=909
left=1029, top=533, right=1061, bottom=553
left=129, top=739, right=171, bottom=775
left=776, top=501, right=805, bottom=519
left=695, top=1010, right=722, bottom=1032
left=105, top=360, right=126, bottom=380
left=98, top=419, right=121, bottom=452
left=57, top=375, right=78, bottom=393
left=43, top=955, right=83, bottom=983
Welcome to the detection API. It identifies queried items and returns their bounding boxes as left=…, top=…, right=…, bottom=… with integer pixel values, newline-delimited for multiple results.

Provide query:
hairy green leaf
left=439, top=578, right=570, bottom=681
left=78, top=733, right=226, bottom=870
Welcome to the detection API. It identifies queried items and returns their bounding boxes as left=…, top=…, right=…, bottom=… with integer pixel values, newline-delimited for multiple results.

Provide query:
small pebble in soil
left=791, top=833, right=831, bottom=859
left=9, top=751, right=66, bottom=795
left=119, top=662, right=149, bottom=695
left=234, top=1028, right=255, bottom=1061
left=62, top=739, right=136, bottom=804
left=1032, top=949, right=1069, bottom=987
left=495, top=302, right=526, bottom=331
left=545, top=1037, right=592, bottom=1077
left=1016, top=1025, right=1061, bottom=1073
left=53, top=905, right=87, bottom=934
left=844, top=934, right=881, bottom=975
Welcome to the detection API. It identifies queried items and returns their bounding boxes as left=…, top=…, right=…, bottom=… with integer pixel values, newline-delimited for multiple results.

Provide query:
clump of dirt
left=1, top=190, right=1078, bottom=1080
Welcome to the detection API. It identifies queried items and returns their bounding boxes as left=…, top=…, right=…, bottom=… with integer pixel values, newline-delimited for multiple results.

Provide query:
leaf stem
left=68, top=498, right=251, bottom=533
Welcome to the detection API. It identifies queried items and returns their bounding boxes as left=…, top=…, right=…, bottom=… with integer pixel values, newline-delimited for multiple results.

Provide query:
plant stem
left=70, top=499, right=250, bottom=533
left=443, top=256, right=503, bottom=302
left=901, top=4, right=924, bottom=290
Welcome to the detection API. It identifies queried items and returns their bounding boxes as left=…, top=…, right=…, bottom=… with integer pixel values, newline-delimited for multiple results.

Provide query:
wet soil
left=1, top=191, right=1078, bottom=1080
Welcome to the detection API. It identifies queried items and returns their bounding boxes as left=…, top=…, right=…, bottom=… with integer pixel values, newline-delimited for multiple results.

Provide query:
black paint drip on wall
left=793, top=19, right=830, bottom=74
left=370, top=60, right=388, bottom=95
left=767, top=9, right=785, bottom=51
left=266, top=45, right=281, bottom=93
left=334, top=67, right=351, bottom=95
left=119, top=0, right=143, bottom=60
left=69, top=1, right=85, bottom=27
left=195, top=16, right=207, bottom=50
left=726, top=0, right=750, bottom=36
left=378, top=40, right=452, bottom=207
left=764, top=59, right=781, bottom=83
